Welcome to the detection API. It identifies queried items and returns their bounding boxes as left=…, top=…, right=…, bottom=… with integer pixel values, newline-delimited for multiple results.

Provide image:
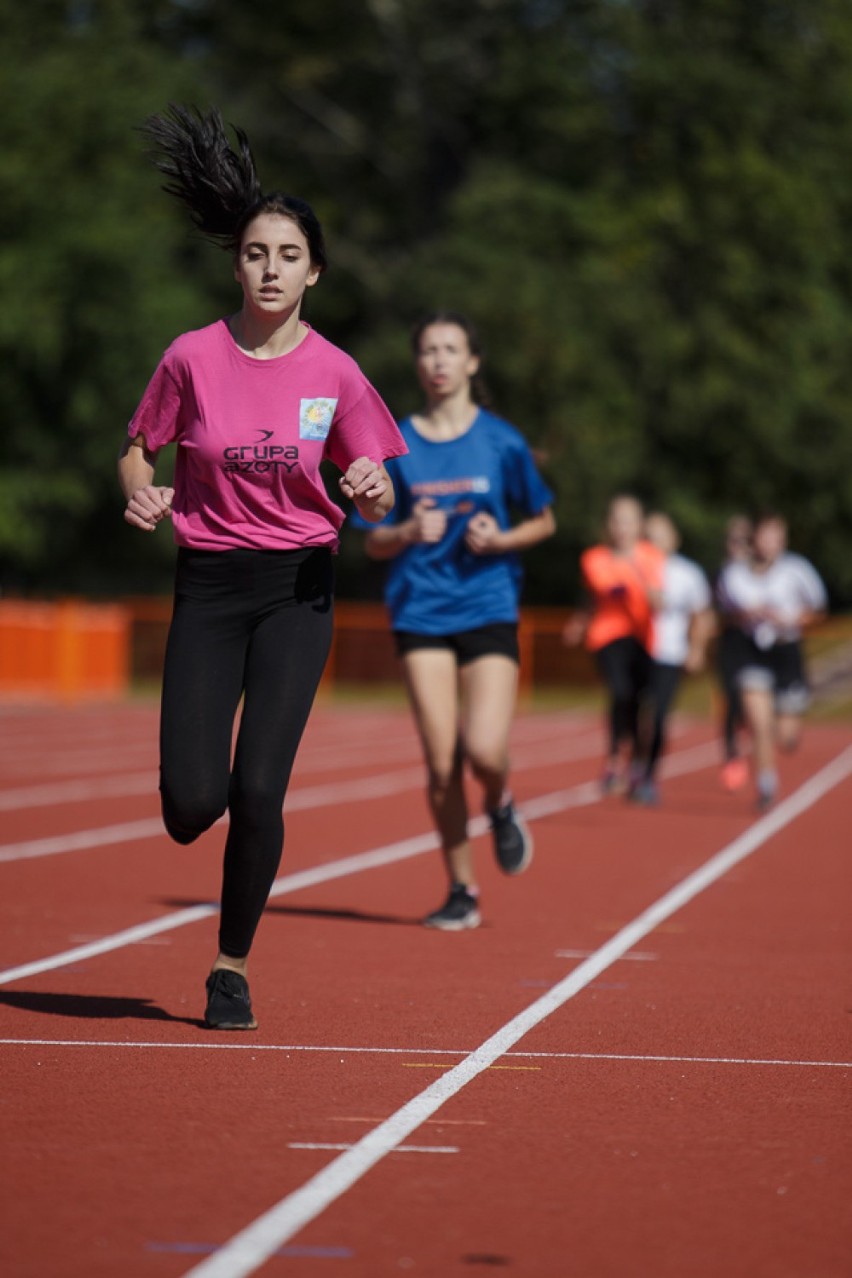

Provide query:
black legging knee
left=595, top=636, right=651, bottom=756
left=716, top=627, right=745, bottom=759
left=159, top=547, right=334, bottom=958
left=645, top=661, right=682, bottom=778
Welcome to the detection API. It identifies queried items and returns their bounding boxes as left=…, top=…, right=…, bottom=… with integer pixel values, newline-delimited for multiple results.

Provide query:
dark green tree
left=0, top=0, right=208, bottom=592
left=3, top=0, right=852, bottom=605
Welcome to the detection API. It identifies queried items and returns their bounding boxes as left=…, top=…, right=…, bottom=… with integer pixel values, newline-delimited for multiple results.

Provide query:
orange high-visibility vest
left=580, top=541, right=664, bottom=652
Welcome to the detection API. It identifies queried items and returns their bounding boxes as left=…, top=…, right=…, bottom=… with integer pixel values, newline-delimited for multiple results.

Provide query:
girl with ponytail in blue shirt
left=362, top=313, right=555, bottom=929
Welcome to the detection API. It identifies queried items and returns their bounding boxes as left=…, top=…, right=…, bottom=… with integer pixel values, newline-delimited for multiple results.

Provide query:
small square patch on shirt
left=299, top=397, right=338, bottom=440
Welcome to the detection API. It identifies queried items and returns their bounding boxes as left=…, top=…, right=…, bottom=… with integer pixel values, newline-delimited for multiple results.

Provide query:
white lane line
left=0, top=720, right=606, bottom=824
left=0, top=772, right=157, bottom=811
left=0, top=906, right=220, bottom=988
left=0, top=748, right=155, bottom=780
left=176, top=743, right=852, bottom=1278
left=1, top=1040, right=849, bottom=1070
left=0, top=829, right=435, bottom=988
left=518, top=736, right=720, bottom=826
left=508, top=1051, right=852, bottom=1068
left=0, top=772, right=437, bottom=859
left=5, top=708, right=586, bottom=780
left=0, top=736, right=769, bottom=983
left=0, top=708, right=701, bottom=859
left=0, top=766, right=595, bottom=985
left=288, top=1143, right=459, bottom=1155
left=0, top=818, right=168, bottom=864
left=555, top=949, right=658, bottom=961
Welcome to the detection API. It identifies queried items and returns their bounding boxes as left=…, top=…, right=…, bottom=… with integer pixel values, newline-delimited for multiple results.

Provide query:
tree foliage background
left=3, top=0, right=852, bottom=605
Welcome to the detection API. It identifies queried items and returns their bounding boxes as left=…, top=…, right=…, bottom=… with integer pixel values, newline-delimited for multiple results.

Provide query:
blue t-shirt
left=354, top=410, right=553, bottom=634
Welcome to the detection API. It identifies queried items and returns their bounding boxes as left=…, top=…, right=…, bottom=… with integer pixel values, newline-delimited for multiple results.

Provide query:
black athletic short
left=726, top=628, right=810, bottom=714
left=393, top=622, right=519, bottom=666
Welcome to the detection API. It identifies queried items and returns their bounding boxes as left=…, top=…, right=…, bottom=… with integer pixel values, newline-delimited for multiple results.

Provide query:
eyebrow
left=244, top=241, right=305, bottom=252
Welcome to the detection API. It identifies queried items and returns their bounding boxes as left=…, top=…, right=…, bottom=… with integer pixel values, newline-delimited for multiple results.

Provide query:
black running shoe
left=627, top=778, right=660, bottom=807
left=423, top=883, right=481, bottom=931
left=489, top=800, right=533, bottom=875
left=204, top=968, right=258, bottom=1030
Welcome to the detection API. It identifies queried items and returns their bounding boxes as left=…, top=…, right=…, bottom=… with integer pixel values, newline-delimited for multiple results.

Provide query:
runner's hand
left=410, top=497, right=447, bottom=544
left=339, top=457, right=387, bottom=502
left=124, top=486, right=174, bottom=532
left=465, top=512, right=504, bottom=555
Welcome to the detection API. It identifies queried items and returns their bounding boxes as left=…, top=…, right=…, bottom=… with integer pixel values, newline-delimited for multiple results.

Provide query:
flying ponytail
left=141, top=105, right=261, bottom=248
left=141, top=104, right=328, bottom=270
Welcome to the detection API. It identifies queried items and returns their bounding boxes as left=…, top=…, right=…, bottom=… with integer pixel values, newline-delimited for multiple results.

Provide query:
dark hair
left=140, top=105, right=327, bottom=270
left=607, top=492, right=645, bottom=516
left=410, top=311, right=491, bottom=406
left=754, top=510, right=787, bottom=530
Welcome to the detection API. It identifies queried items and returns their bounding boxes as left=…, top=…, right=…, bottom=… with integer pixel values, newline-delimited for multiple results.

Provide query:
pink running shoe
left=721, top=758, right=749, bottom=792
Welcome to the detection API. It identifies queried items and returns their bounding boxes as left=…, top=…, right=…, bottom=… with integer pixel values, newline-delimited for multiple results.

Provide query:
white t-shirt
left=717, top=553, right=827, bottom=648
left=652, top=553, right=712, bottom=665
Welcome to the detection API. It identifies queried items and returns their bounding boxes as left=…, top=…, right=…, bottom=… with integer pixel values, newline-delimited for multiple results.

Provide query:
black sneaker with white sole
left=204, top=968, right=258, bottom=1030
left=489, top=800, right=533, bottom=875
left=423, top=883, right=481, bottom=931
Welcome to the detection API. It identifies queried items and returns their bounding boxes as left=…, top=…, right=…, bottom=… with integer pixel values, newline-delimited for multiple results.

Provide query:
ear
left=466, top=354, right=481, bottom=378
left=305, top=265, right=322, bottom=289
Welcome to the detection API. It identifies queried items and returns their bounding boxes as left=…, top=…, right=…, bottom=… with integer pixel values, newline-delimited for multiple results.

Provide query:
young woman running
left=359, top=313, right=555, bottom=930
left=118, top=106, right=406, bottom=1029
left=636, top=512, right=714, bottom=805
left=564, top=495, right=664, bottom=795
left=716, top=513, right=827, bottom=810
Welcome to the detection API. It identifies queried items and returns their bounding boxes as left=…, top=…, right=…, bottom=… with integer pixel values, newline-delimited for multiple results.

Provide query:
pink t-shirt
left=128, top=320, right=407, bottom=551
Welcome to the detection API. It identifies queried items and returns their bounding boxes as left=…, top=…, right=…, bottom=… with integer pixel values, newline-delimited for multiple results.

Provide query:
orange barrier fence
left=0, top=600, right=131, bottom=702
left=122, top=599, right=595, bottom=693
left=2, top=598, right=848, bottom=703
left=0, top=598, right=592, bottom=700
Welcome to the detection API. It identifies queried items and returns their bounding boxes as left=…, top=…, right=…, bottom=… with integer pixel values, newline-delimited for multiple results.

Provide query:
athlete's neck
left=415, top=389, right=479, bottom=441
left=228, top=309, right=309, bottom=360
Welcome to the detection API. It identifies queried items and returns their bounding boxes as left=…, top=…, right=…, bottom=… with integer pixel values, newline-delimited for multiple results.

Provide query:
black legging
left=644, top=661, right=682, bottom=779
left=716, top=626, right=745, bottom=760
left=159, top=547, right=334, bottom=958
left=595, top=636, right=651, bottom=757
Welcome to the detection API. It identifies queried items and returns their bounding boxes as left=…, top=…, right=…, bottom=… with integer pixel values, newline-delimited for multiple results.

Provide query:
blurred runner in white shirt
left=716, top=513, right=827, bottom=810
left=633, top=513, right=714, bottom=805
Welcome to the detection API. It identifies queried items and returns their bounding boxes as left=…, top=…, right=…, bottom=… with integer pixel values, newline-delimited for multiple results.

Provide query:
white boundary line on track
left=0, top=728, right=610, bottom=860
left=0, top=738, right=721, bottom=987
left=0, top=772, right=156, bottom=811
left=169, top=742, right=852, bottom=1278
left=0, top=832, right=435, bottom=988
left=0, top=714, right=599, bottom=810
left=1, top=1040, right=848, bottom=1070
left=288, top=1143, right=459, bottom=1155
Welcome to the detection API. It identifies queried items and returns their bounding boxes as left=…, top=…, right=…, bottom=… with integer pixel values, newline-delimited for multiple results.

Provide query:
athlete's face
left=645, top=513, right=678, bottom=555
left=607, top=498, right=644, bottom=551
left=234, top=213, right=321, bottom=317
left=415, top=324, right=480, bottom=400
left=753, top=518, right=787, bottom=563
left=725, top=517, right=752, bottom=562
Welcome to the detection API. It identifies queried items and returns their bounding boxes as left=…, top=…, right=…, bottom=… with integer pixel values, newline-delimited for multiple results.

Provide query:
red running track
left=0, top=701, right=850, bottom=1278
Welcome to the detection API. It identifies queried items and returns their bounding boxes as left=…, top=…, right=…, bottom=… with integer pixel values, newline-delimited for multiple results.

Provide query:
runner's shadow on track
left=157, top=897, right=421, bottom=927
left=267, top=903, right=422, bottom=927
left=0, top=990, right=204, bottom=1028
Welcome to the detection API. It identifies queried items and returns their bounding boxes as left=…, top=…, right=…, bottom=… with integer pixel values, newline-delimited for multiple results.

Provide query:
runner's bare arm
left=118, top=435, right=174, bottom=532
left=464, top=506, right=556, bottom=555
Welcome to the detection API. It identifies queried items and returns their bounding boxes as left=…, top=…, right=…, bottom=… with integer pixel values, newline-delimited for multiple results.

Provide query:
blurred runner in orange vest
left=564, top=494, right=664, bottom=795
